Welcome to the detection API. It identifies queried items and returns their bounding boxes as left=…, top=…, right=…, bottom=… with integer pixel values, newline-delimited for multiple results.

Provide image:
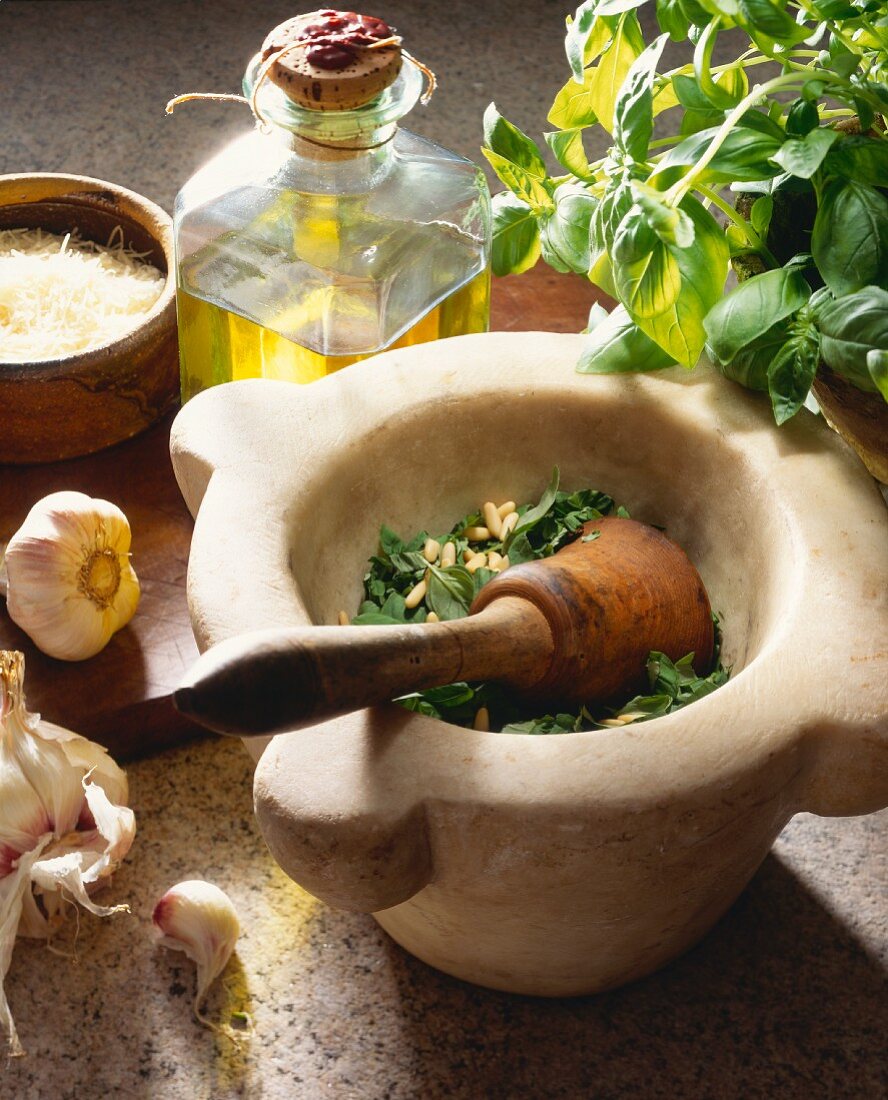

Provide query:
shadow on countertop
left=370, top=852, right=886, bottom=1099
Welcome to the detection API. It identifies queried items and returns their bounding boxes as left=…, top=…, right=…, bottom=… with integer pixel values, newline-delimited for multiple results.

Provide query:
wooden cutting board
left=0, top=270, right=603, bottom=760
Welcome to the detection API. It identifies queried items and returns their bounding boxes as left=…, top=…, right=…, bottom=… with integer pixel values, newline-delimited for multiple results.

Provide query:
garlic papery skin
left=153, top=880, right=240, bottom=1030
left=4, top=491, right=140, bottom=661
left=0, top=650, right=135, bottom=1056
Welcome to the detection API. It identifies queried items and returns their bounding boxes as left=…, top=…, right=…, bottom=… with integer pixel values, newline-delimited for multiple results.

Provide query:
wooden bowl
left=0, top=174, right=178, bottom=464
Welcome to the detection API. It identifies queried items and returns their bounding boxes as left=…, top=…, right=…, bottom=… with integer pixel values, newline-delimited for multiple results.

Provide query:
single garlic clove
left=4, top=491, right=140, bottom=662
left=153, top=880, right=240, bottom=1029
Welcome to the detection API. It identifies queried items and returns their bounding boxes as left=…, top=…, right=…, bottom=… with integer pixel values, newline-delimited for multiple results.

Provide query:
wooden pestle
left=174, top=518, right=714, bottom=737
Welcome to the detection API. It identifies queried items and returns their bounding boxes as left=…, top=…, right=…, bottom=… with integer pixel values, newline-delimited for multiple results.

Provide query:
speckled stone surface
left=0, top=0, right=580, bottom=214
left=0, top=0, right=742, bottom=214
left=3, top=737, right=886, bottom=1099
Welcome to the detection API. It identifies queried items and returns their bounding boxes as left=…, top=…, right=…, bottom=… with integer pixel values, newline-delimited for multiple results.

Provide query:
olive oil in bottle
left=177, top=269, right=490, bottom=400
left=172, top=10, right=491, bottom=402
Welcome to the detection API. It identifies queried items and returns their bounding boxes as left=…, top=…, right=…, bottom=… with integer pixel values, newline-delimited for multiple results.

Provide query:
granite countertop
left=4, top=737, right=886, bottom=1100
left=2, top=2, right=886, bottom=1097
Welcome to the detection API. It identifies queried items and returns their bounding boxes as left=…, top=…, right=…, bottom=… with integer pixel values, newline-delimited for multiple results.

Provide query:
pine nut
left=466, top=554, right=487, bottom=574
left=482, top=502, right=503, bottom=539
left=499, top=555, right=510, bottom=571
left=441, top=542, right=457, bottom=567
left=423, top=538, right=440, bottom=563
left=463, top=526, right=490, bottom=541
left=405, top=579, right=427, bottom=608
left=463, top=548, right=477, bottom=563
left=337, top=610, right=350, bottom=626
left=426, top=611, right=440, bottom=623
left=500, top=512, right=519, bottom=539
left=497, top=500, right=516, bottom=519
left=473, top=706, right=490, bottom=731
left=487, top=551, right=503, bottom=570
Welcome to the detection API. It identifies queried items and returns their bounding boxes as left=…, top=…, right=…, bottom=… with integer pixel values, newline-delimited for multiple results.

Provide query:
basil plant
left=483, top=0, right=888, bottom=423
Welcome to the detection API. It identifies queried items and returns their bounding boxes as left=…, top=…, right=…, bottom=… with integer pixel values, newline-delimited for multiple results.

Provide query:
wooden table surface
left=0, top=270, right=599, bottom=760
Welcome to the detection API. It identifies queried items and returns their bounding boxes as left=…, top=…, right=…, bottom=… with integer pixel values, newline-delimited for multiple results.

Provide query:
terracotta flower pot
left=170, top=332, right=888, bottom=995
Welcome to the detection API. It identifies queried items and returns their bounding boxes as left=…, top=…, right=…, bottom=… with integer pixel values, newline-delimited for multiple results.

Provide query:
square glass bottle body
left=174, top=63, right=491, bottom=399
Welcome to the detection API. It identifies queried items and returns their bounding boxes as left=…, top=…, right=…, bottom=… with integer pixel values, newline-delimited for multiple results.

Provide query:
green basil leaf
left=867, top=349, right=888, bottom=401
left=426, top=563, right=475, bottom=621
left=483, top=103, right=549, bottom=179
left=652, top=123, right=783, bottom=183
left=589, top=173, right=635, bottom=295
left=656, top=0, right=690, bottom=39
left=750, top=194, right=773, bottom=239
left=481, top=149, right=553, bottom=210
left=613, top=33, right=669, bottom=160
left=501, top=713, right=585, bottom=735
left=584, top=301, right=610, bottom=332
left=671, top=72, right=714, bottom=110
left=490, top=192, right=541, bottom=276
left=380, top=591, right=409, bottom=620
left=717, top=64, right=748, bottom=103
left=565, top=3, right=613, bottom=82
left=353, top=610, right=411, bottom=626
left=771, top=127, right=840, bottom=179
left=630, top=180, right=695, bottom=247
left=785, top=98, right=820, bottom=137
left=505, top=533, right=536, bottom=565
left=826, top=50, right=860, bottom=80
left=577, top=304, right=678, bottom=372
left=693, top=18, right=739, bottom=109
left=613, top=207, right=682, bottom=318
left=816, top=0, right=858, bottom=15
left=802, top=78, right=826, bottom=101
left=503, top=467, right=561, bottom=553
left=817, top=285, right=888, bottom=392
left=584, top=10, right=646, bottom=134
left=678, top=106, right=726, bottom=138
left=704, top=268, right=812, bottom=363
left=548, top=71, right=601, bottom=130
left=544, top=128, right=593, bottom=179
left=737, top=0, right=805, bottom=41
left=539, top=183, right=598, bottom=275
left=379, top=525, right=405, bottom=556
left=811, top=180, right=888, bottom=296
left=616, top=194, right=729, bottom=367
left=824, top=135, right=888, bottom=187
left=853, top=97, right=875, bottom=135
left=768, top=331, right=820, bottom=425
left=416, top=683, right=477, bottom=708
left=711, top=320, right=792, bottom=392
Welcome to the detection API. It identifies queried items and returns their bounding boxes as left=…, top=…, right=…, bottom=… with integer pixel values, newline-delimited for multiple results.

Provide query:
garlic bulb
left=153, top=880, right=240, bottom=1031
left=0, top=650, right=136, bottom=1056
left=2, top=491, right=140, bottom=661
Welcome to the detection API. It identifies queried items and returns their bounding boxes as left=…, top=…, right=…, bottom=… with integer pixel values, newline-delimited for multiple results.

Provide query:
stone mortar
left=170, top=331, right=888, bottom=995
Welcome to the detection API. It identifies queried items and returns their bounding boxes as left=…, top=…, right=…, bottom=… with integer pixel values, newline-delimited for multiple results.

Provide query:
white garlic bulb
left=3, top=491, right=140, bottom=661
left=0, top=650, right=136, bottom=1056
left=153, top=880, right=240, bottom=1031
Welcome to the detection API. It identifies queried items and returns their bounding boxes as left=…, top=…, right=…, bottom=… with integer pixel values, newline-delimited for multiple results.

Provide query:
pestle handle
left=174, top=596, right=553, bottom=737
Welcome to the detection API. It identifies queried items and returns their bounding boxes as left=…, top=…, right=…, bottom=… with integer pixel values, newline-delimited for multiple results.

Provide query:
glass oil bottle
left=173, top=11, right=491, bottom=400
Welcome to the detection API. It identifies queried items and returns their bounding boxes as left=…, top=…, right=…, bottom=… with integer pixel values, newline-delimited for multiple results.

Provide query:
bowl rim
left=0, top=172, right=176, bottom=374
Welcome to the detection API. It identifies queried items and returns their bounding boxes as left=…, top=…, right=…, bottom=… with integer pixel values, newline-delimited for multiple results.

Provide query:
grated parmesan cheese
left=0, top=226, right=165, bottom=362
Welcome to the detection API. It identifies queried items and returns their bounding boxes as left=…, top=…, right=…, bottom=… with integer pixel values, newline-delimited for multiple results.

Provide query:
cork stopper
left=260, top=10, right=402, bottom=112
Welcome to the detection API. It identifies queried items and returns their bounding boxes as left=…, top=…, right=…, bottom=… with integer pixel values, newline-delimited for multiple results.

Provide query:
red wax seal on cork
left=260, top=9, right=402, bottom=111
